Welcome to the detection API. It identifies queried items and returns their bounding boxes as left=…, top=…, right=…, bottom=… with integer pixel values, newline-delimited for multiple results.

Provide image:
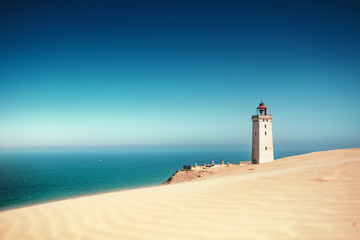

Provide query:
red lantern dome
left=257, top=101, right=267, bottom=115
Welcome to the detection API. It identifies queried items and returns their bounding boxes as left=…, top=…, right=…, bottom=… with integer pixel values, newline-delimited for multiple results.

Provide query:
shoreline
left=1, top=148, right=359, bottom=239
left=0, top=148, right=356, bottom=213
left=0, top=183, right=162, bottom=213
left=0, top=149, right=319, bottom=213
left=0, top=148, right=253, bottom=212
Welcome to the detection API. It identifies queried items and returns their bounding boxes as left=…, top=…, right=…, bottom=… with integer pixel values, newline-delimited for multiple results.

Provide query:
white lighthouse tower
left=251, top=101, right=274, bottom=164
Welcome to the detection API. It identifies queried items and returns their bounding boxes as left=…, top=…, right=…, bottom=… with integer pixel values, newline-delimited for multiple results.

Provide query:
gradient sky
left=0, top=0, right=359, bottom=149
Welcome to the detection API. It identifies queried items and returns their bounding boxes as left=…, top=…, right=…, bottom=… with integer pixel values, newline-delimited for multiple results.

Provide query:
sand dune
left=0, top=148, right=359, bottom=240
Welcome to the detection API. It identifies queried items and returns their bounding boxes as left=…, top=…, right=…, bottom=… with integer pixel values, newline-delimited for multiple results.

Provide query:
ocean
left=0, top=147, right=309, bottom=211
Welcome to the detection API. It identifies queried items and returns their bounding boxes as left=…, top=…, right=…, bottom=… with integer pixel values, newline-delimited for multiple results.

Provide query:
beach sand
left=0, top=148, right=359, bottom=240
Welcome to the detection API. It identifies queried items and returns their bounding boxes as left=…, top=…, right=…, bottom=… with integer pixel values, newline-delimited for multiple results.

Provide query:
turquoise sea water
left=0, top=148, right=309, bottom=211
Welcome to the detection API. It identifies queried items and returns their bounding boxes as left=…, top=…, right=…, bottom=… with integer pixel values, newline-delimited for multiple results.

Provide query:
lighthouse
left=251, top=101, right=274, bottom=164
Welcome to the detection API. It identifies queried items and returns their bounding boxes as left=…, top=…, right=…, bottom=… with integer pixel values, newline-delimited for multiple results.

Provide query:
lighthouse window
left=255, top=132, right=257, bottom=136
left=265, top=131, right=267, bottom=135
left=265, top=147, right=267, bottom=151
left=265, top=124, right=267, bottom=128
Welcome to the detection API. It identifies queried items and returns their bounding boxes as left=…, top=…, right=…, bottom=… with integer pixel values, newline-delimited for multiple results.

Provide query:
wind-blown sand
left=0, top=148, right=359, bottom=240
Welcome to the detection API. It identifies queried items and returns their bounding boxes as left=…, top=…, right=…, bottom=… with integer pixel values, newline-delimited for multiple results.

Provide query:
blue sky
left=0, top=0, right=359, bottom=149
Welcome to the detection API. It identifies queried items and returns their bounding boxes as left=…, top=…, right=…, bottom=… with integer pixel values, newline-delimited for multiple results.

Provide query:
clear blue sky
left=0, top=0, right=359, bottom=149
